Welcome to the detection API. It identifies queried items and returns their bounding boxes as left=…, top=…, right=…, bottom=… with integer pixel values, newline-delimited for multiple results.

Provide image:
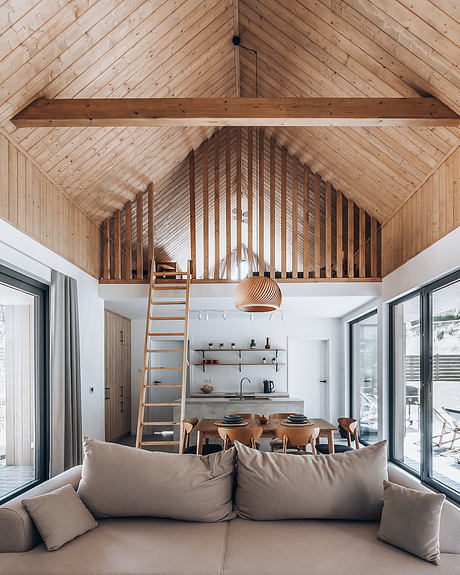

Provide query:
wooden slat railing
left=99, top=127, right=381, bottom=282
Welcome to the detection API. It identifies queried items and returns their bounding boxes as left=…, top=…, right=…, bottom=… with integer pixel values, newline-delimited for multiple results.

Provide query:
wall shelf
left=194, top=348, right=286, bottom=359
left=193, top=362, right=286, bottom=373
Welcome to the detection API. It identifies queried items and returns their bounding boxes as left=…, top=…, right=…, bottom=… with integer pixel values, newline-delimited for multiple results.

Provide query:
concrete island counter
left=173, top=395, right=304, bottom=422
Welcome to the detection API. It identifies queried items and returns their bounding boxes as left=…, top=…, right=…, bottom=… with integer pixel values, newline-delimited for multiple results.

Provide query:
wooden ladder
left=135, top=260, right=191, bottom=452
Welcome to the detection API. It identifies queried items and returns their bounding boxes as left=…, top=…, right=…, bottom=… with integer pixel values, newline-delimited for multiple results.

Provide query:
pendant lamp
left=234, top=276, right=282, bottom=313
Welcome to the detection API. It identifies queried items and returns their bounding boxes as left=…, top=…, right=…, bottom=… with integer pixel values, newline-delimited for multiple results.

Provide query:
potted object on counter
left=200, top=384, right=214, bottom=394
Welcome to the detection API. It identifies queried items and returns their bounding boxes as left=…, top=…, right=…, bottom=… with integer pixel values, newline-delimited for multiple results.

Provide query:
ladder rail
left=179, top=260, right=191, bottom=453
left=135, top=259, right=156, bottom=448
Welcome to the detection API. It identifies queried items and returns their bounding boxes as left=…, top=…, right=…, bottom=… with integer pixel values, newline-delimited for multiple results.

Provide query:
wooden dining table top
left=194, top=417, right=338, bottom=434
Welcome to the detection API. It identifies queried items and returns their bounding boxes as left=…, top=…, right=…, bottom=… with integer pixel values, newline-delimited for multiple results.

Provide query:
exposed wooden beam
left=12, top=98, right=459, bottom=127
left=124, top=200, right=132, bottom=281
left=136, top=192, right=143, bottom=280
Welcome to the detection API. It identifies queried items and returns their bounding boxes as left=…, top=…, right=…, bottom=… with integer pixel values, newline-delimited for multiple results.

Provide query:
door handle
left=120, top=330, right=124, bottom=343
left=105, top=388, right=110, bottom=400
left=320, top=380, right=327, bottom=383
left=120, top=401, right=124, bottom=413
left=120, top=385, right=124, bottom=398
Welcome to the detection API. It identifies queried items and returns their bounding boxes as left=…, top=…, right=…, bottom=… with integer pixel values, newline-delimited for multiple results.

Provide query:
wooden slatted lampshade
left=234, top=276, right=282, bottom=312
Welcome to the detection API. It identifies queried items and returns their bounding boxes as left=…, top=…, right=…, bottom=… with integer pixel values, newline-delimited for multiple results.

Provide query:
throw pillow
left=22, top=484, right=98, bottom=551
left=78, top=438, right=236, bottom=522
left=378, top=480, right=445, bottom=564
left=235, top=440, right=388, bottom=520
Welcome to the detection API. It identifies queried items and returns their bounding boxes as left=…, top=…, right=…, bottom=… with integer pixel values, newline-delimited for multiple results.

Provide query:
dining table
left=193, top=416, right=339, bottom=454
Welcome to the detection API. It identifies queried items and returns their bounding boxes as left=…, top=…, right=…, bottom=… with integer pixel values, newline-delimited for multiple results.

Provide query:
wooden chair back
left=181, top=418, right=198, bottom=452
left=217, top=426, right=263, bottom=449
left=269, top=412, right=294, bottom=419
left=274, top=427, right=320, bottom=454
left=338, top=417, right=360, bottom=449
left=230, top=413, right=261, bottom=420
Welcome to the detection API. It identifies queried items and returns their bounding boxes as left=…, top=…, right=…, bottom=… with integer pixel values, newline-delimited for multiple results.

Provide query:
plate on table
left=213, top=421, right=248, bottom=427
left=281, top=419, right=312, bottom=427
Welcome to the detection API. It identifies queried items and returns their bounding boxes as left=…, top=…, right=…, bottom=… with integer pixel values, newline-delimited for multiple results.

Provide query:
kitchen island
left=173, top=395, right=304, bottom=422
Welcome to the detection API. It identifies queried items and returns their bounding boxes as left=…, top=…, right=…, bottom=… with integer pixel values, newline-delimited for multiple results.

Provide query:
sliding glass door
left=390, top=269, right=460, bottom=502
left=350, top=310, right=379, bottom=444
left=0, top=265, right=48, bottom=503
left=430, top=280, right=460, bottom=495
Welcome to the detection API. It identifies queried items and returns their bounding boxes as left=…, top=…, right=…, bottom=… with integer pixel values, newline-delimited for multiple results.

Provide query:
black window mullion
left=420, top=289, right=433, bottom=484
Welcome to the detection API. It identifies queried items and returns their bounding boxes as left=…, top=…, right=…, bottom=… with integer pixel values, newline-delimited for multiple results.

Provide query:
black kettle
left=263, top=380, right=275, bottom=394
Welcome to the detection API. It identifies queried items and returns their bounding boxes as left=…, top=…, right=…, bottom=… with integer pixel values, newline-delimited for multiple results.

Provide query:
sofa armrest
left=388, top=462, right=460, bottom=554
left=0, top=465, right=82, bottom=553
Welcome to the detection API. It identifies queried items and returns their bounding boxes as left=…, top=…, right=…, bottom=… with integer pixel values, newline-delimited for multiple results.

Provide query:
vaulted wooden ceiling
left=1, top=0, right=459, bottom=229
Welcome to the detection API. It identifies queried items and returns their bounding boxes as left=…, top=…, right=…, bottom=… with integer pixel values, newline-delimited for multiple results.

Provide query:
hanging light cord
left=239, top=44, right=258, bottom=97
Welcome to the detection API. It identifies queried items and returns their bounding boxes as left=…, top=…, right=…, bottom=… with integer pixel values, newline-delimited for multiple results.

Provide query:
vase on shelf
left=265, top=337, right=271, bottom=349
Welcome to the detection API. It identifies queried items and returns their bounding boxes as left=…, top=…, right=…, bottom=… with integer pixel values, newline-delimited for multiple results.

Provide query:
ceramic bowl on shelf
left=200, top=384, right=214, bottom=394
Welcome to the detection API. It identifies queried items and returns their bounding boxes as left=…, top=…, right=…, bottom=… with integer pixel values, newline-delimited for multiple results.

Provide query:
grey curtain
left=50, top=271, right=82, bottom=476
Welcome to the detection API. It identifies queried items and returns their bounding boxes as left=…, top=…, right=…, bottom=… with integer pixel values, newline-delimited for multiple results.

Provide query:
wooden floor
left=0, top=463, right=34, bottom=499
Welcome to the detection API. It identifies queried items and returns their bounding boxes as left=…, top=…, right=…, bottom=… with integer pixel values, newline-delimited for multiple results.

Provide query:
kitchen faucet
left=239, top=377, right=251, bottom=400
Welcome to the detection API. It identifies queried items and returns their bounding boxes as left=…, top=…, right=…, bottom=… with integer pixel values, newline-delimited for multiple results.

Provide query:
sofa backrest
left=388, top=463, right=460, bottom=554
left=0, top=461, right=459, bottom=554
left=0, top=465, right=82, bottom=553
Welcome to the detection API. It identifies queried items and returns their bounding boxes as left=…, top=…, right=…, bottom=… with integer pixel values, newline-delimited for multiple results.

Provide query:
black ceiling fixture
left=231, top=35, right=258, bottom=97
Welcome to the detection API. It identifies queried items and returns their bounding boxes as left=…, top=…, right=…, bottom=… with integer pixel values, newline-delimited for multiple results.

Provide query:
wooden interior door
left=105, top=310, right=131, bottom=442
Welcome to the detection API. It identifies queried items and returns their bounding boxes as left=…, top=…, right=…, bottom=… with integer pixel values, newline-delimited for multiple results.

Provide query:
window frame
left=0, top=264, right=49, bottom=504
left=349, top=308, right=379, bottom=446
left=389, top=267, right=460, bottom=505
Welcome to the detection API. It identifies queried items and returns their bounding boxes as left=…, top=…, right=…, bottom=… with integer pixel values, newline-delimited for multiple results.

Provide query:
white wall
left=0, top=219, right=105, bottom=441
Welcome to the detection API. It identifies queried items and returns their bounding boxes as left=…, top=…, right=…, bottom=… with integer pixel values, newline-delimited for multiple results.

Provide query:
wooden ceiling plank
left=0, top=0, right=145, bottom=122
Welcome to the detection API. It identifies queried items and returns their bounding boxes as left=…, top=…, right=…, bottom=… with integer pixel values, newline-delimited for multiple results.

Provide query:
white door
left=288, top=338, right=329, bottom=419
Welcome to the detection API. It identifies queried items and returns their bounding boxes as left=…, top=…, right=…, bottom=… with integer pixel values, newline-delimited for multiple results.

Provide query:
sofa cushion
left=387, top=463, right=460, bottom=555
left=0, top=465, right=82, bottom=553
left=22, top=484, right=98, bottom=551
left=235, top=441, right=388, bottom=520
left=222, top=518, right=460, bottom=575
left=0, top=518, right=230, bottom=575
left=78, top=438, right=235, bottom=522
left=378, top=480, right=445, bottom=564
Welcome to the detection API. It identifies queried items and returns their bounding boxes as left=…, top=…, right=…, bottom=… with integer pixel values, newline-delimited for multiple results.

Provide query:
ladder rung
left=143, top=402, right=182, bottom=406
left=148, top=332, right=184, bottom=336
left=144, top=366, right=183, bottom=370
left=145, top=384, right=182, bottom=388
left=140, top=441, right=181, bottom=446
left=151, top=301, right=186, bottom=305
left=150, top=317, right=185, bottom=320
left=154, top=286, right=186, bottom=290
left=152, top=271, right=188, bottom=276
left=147, top=349, right=183, bottom=353
left=141, top=421, right=180, bottom=426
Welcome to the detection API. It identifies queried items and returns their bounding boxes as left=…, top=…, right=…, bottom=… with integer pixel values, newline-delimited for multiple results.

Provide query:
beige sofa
left=0, top=463, right=459, bottom=575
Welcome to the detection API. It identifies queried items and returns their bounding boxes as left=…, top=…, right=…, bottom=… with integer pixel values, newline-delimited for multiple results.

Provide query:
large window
left=390, top=270, right=460, bottom=503
left=0, top=265, right=48, bottom=503
left=350, top=310, right=379, bottom=444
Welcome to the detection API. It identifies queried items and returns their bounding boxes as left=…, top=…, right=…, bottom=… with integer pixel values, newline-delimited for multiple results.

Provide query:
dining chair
left=217, top=426, right=263, bottom=450
left=273, top=426, right=320, bottom=454
left=268, top=413, right=296, bottom=451
left=181, top=418, right=222, bottom=455
left=315, top=417, right=360, bottom=454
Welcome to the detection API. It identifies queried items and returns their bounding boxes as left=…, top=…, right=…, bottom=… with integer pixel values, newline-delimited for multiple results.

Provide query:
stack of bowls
left=286, top=413, right=309, bottom=424
left=221, top=414, right=244, bottom=425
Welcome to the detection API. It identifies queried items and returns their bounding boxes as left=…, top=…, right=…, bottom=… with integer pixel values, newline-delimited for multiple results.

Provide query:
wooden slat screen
left=100, top=127, right=381, bottom=282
